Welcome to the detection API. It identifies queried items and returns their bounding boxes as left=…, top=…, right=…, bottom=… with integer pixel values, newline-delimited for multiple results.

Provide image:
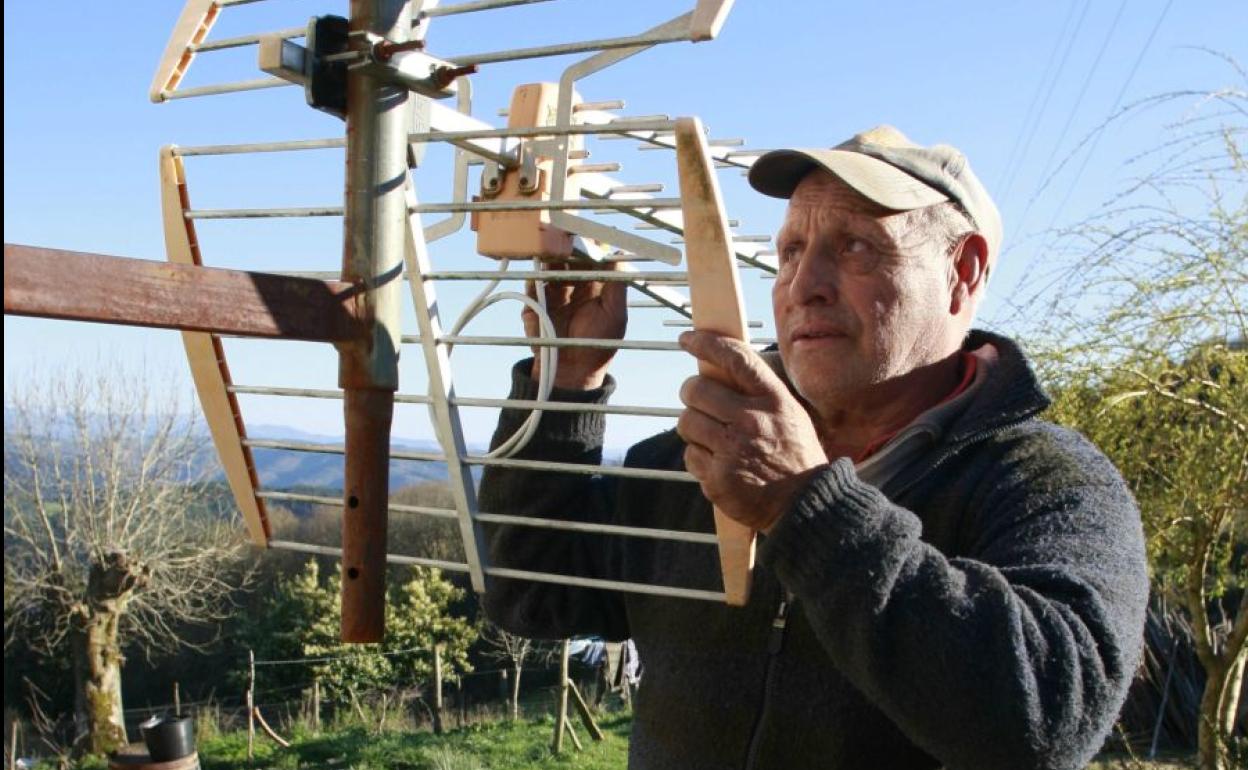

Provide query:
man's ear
left=949, top=233, right=990, bottom=316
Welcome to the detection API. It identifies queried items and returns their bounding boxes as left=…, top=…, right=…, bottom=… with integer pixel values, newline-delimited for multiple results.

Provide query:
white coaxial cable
left=446, top=259, right=559, bottom=458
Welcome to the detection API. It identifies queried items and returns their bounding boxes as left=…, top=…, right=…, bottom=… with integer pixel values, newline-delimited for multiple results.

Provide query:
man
left=480, top=126, right=1149, bottom=770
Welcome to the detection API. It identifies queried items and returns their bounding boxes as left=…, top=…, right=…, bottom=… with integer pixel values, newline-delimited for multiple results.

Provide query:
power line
left=996, top=0, right=1081, bottom=193
left=999, top=0, right=1093, bottom=206
left=1047, top=0, right=1176, bottom=229
left=1011, top=0, right=1130, bottom=241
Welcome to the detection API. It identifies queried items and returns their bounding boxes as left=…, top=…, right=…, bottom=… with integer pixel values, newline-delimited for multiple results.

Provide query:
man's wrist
left=531, top=361, right=608, bottom=391
left=760, top=464, right=829, bottom=536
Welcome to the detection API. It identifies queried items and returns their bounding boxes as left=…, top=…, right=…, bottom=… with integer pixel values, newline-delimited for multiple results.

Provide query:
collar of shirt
left=852, top=352, right=980, bottom=464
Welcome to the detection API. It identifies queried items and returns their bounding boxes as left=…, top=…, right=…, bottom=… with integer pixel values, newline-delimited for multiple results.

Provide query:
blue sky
left=4, top=0, right=1245, bottom=449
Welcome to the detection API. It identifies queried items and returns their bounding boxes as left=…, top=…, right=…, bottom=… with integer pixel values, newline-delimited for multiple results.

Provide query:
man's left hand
left=677, top=330, right=829, bottom=533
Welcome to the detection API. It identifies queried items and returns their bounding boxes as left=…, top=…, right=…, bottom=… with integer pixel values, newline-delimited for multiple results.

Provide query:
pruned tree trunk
left=73, top=610, right=126, bottom=754
left=5, top=370, right=247, bottom=760
left=1216, top=650, right=1245, bottom=744
left=1188, top=539, right=1248, bottom=770
left=72, top=553, right=148, bottom=755
left=1197, top=648, right=1246, bottom=770
left=511, top=663, right=523, bottom=721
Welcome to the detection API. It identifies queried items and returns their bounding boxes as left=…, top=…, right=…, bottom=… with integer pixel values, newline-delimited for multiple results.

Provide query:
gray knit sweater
left=480, top=330, right=1149, bottom=770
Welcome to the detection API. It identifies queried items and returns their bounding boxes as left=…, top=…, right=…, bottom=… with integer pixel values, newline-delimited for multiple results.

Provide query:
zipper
left=743, top=590, right=792, bottom=770
left=887, top=417, right=1034, bottom=500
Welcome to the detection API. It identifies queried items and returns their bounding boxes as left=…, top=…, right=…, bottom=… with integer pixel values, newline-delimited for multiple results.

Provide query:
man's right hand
left=524, top=259, right=628, bottom=390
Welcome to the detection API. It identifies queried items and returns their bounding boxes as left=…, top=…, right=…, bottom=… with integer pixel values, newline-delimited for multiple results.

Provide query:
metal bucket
left=139, top=715, right=195, bottom=762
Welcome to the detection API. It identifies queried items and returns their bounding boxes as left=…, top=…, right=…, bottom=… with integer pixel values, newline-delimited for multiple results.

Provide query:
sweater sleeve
left=478, top=359, right=630, bottom=641
left=759, top=429, right=1149, bottom=770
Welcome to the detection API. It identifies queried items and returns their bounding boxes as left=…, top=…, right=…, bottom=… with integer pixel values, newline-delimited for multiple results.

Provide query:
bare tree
left=3, top=368, right=249, bottom=755
left=1016, top=77, right=1246, bottom=770
left=479, top=622, right=550, bottom=721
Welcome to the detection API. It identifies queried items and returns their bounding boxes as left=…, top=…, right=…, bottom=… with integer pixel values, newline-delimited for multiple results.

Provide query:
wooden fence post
left=457, top=680, right=466, bottom=727
left=247, top=649, right=256, bottom=760
left=253, top=707, right=291, bottom=748
left=312, top=679, right=322, bottom=734
left=563, top=718, right=583, bottom=751
left=551, top=639, right=571, bottom=754
left=432, top=644, right=445, bottom=735
left=567, top=679, right=604, bottom=741
left=173, top=681, right=181, bottom=715
left=8, top=717, right=18, bottom=770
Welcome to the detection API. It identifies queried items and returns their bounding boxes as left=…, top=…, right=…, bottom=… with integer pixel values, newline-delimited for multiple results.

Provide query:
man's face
left=772, top=170, right=959, bottom=412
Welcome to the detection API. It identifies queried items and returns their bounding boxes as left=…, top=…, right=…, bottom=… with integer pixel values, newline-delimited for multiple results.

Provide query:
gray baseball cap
left=747, top=125, right=1003, bottom=258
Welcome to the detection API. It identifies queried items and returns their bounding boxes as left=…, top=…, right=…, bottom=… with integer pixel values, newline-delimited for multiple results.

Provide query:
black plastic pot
left=139, top=714, right=195, bottom=761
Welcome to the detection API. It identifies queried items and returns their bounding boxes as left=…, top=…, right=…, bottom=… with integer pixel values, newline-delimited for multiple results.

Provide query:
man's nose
left=786, top=249, right=838, bottom=306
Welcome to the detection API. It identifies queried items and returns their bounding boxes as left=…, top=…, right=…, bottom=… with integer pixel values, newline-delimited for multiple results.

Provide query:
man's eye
left=839, top=238, right=880, bottom=275
left=780, top=245, right=800, bottom=263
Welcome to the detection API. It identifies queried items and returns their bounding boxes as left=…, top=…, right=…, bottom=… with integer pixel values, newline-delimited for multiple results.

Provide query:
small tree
left=3, top=369, right=248, bottom=755
left=1022, top=82, right=1246, bottom=769
left=240, top=559, right=477, bottom=707
left=480, top=622, right=550, bottom=721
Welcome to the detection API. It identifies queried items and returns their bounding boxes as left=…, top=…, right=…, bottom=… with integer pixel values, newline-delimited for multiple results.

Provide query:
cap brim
left=748, top=148, right=949, bottom=212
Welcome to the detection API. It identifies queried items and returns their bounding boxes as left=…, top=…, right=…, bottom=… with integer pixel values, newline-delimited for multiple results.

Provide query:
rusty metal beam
left=3, top=244, right=365, bottom=342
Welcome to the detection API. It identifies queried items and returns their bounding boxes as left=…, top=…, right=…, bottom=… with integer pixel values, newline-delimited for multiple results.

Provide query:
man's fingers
left=602, top=275, right=628, bottom=321
left=679, top=331, right=780, bottom=397
left=676, top=406, right=730, bottom=451
left=678, top=375, right=749, bottom=423
left=682, top=442, right=713, bottom=481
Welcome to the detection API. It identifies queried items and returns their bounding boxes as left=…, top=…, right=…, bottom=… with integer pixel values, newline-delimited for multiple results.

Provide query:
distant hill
left=4, top=413, right=621, bottom=494
left=241, top=424, right=484, bottom=492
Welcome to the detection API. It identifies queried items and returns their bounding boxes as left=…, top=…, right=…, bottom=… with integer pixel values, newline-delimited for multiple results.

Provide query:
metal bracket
left=409, top=95, right=433, bottom=167
left=264, top=14, right=469, bottom=121
left=478, top=139, right=530, bottom=198
left=328, top=24, right=471, bottom=100
left=480, top=160, right=503, bottom=197
left=516, top=143, right=541, bottom=194
left=306, top=15, right=350, bottom=119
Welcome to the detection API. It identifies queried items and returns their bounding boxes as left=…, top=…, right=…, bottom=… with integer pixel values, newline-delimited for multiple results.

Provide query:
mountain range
left=241, top=424, right=482, bottom=491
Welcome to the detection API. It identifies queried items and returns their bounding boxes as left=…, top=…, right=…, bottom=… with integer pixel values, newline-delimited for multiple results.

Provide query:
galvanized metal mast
left=339, top=0, right=412, bottom=643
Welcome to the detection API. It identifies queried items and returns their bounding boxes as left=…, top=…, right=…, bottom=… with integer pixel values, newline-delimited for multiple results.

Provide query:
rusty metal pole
left=339, top=0, right=411, bottom=643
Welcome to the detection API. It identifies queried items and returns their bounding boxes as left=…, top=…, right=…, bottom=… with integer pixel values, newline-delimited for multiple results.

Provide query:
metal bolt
left=372, top=38, right=426, bottom=62
left=430, top=64, right=478, bottom=89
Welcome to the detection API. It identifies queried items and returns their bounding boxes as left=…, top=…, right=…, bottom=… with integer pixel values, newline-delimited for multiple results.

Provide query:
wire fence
left=6, top=659, right=620, bottom=766
left=125, top=641, right=616, bottom=730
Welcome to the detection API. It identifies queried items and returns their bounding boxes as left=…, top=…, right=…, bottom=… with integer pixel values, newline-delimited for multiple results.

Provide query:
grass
left=64, top=715, right=1204, bottom=770
left=191, top=712, right=632, bottom=770
left=1087, top=758, right=1195, bottom=770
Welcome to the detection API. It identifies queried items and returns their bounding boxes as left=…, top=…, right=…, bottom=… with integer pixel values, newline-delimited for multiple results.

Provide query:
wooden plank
left=674, top=116, right=756, bottom=607
left=690, top=0, right=736, bottom=41
left=150, top=0, right=222, bottom=102
left=474, top=82, right=582, bottom=260
left=2, top=245, right=363, bottom=341
left=159, top=148, right=270, bottom=546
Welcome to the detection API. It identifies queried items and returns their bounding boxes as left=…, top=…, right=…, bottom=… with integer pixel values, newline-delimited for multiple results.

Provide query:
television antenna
left=5, top=0, right=783, bottom=641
